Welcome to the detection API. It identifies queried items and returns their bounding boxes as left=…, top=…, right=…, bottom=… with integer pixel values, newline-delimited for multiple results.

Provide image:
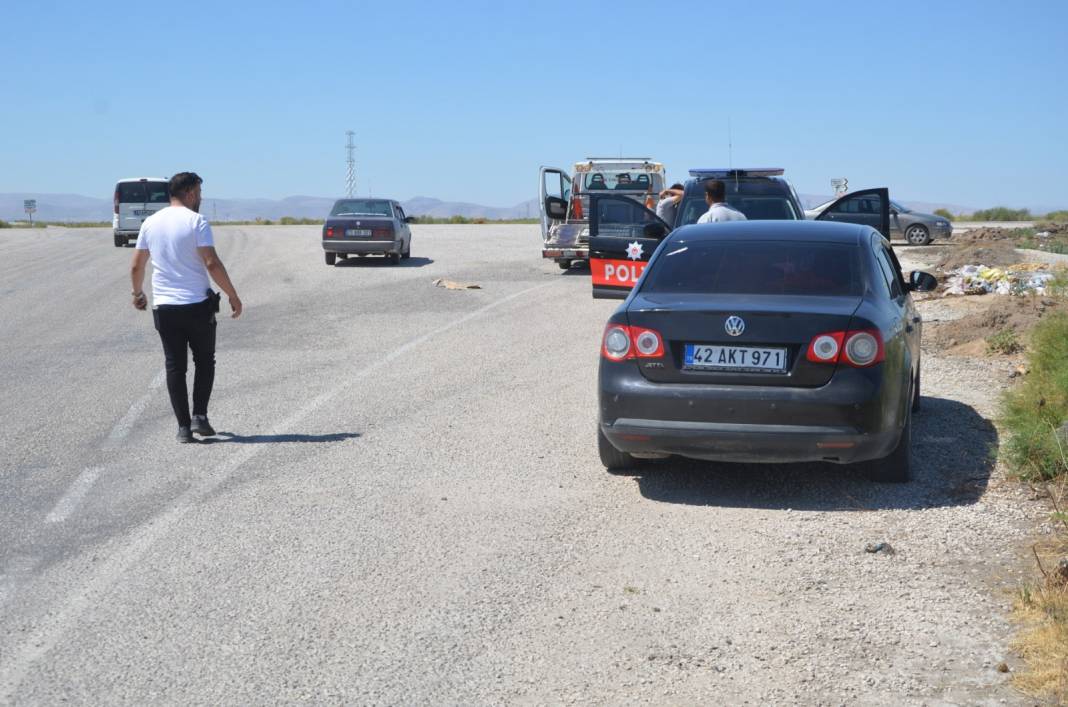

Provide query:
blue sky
left=2, top=0, right=1066, bottom=211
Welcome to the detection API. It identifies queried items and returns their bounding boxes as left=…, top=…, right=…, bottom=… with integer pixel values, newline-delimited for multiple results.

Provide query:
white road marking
left=0, top=556, right=40, bottom=612
left=0, top=281, right=557, bottom=700
left=45, top=467, right=104, bottom=524
left=103, top=369, right=165, bottom=448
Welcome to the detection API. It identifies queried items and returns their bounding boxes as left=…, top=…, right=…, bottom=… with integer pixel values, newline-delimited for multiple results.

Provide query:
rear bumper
left=601, top=418, right=898, bottom=464
left=542, top=247, right=588, bottom=260
left=599, top=363, right=903, bottom=463
left=323, top=239, right=400, bottom=254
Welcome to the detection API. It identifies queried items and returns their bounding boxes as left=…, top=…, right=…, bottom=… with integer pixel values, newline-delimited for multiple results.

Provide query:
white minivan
left=113, top=177, right=170, bottom=247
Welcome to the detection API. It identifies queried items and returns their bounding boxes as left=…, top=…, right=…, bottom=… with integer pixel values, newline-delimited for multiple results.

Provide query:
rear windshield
left=117, top=181, right=169, bottom=203
left=642, top=240, right=863, bottom=297
left=677, top=178, right=800, bottom=225
left=331, top=200, right=394, bottom=217
left=582, top=170, right=662, bottom=192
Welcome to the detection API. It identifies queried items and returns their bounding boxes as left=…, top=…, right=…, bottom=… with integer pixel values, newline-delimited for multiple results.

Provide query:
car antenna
left=728, top=116, right=738, bottom=189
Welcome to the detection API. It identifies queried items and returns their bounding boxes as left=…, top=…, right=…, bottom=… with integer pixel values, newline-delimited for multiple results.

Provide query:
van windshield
left=583, top=170, right=662, bottom=192
left=678, top=196, right=800, bottom=224
left=331, top=200, right=394, bottom=217
left=117, top=181, right=170, bottom=204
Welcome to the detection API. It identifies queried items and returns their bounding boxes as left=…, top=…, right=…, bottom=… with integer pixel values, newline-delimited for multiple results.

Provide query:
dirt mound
left=953, top=227, right=1020, bottom=244
left=1034, top=222, right=1068, bottom=238
left=937, top=241, right=1021, bottom=271
left=925, top=295, right=1061, bottom=354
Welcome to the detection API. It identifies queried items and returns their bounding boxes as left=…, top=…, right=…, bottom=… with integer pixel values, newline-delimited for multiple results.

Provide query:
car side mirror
left=642, top=222, right=668, bottom=239
left=890, top=209, right=898, bottom=216
left=908, top=271, right=938, bottom=292
left=545, top=196, right=568, bottom=220
left=404, top=216, right=416, bottom=224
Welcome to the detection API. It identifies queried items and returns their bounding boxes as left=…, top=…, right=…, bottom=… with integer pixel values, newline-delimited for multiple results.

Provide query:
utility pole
left=345, top=131, right=356, bottom=198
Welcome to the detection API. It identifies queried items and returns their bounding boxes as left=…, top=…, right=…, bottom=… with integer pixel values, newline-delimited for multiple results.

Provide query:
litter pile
left=943, top=263, right=1059, bottom=296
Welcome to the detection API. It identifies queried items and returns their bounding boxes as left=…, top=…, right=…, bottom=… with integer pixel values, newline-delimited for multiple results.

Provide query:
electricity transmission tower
left=345, top=131, right=356, bottom=197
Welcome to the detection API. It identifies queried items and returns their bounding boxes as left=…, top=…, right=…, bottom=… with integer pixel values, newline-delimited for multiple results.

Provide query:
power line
left=345, top=131, right=356, bottom=198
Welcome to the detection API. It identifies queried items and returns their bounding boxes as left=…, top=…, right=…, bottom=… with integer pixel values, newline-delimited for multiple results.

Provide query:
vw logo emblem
left=724, top=316, right=746, bottom=337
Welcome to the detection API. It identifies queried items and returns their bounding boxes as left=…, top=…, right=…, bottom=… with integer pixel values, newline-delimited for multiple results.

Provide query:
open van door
left=588, top=194, right=672, bottom=299
left=814, top=187, right=891, bottom=240
left=539, top=167, right=571, bottom=242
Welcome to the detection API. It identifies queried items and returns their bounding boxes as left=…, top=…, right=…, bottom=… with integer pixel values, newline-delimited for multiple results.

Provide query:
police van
left=586, top=168, right=890, bottom=298
left=113, top=177, right=170, bottom=247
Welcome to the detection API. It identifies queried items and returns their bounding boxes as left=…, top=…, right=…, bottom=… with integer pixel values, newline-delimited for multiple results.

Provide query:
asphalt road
left=0, top=225, right=1035, bottom=704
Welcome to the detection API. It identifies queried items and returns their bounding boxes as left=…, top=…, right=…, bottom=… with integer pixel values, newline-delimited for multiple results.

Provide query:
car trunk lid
left=626, top=293, right=863, bottom=386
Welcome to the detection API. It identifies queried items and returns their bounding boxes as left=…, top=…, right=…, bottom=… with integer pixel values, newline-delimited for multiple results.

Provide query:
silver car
left=806, top=198, right=951, bottom=245
left=321, top=198, right=413, bottom=265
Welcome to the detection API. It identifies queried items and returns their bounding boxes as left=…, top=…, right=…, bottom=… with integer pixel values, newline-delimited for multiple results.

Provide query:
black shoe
left=191, top=415, right=216, bottom=436
left=177, top=426, right=195, bottom=443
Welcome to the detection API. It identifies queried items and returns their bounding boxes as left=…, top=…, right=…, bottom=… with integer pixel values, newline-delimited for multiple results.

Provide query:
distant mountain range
left=0, top=193, right=541, bottom=223
left=2, top=191, right=1057, bottom=223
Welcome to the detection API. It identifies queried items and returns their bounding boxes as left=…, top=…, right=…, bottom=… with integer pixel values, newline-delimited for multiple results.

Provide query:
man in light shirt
left=696, top=179, right=747, bottom=223
left=655, top=182, right=685, bottom=227
left=130, top=172, right=243, bottom=443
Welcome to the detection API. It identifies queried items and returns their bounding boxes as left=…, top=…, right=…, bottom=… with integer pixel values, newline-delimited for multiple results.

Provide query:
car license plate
left=134, top=210, right=152, bottom=216
left=346, top=228, right=372, bottom=237
left=683, top=344, right=787, bottom=373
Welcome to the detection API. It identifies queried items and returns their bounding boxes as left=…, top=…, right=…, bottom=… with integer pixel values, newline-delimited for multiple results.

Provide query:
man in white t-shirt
left=696, top=179, right=747, bottom=224
left=130, top=172, right=243, bottom=443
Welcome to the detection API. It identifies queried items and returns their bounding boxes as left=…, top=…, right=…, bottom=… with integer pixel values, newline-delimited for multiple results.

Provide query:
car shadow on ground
left=334, top=256, right=434, bottom=268
left=201, top=432, right=361, bottom=444
left=614, top=396, right=996, bottom=511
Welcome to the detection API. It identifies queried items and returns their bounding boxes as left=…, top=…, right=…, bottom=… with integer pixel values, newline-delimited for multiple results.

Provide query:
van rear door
left=115, top=181, right=146, bottom=233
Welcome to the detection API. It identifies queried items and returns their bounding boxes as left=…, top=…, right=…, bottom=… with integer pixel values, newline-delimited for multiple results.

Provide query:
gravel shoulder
left=0, top=227, right=1046, bottom=704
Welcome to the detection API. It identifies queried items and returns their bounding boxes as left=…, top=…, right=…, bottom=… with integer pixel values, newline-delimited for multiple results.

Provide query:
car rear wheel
left=905, top=224, right=931, bottom=245
left=113, top=235, right=124, bottom=247
left=865, top=411, right=912, bottom=483
left=558, top=260, right=572, bottom=270
left=598, top=427, right=635, bottom=472
left=402, top=240, right=411, bottom=259
left=325, top=252, right=336, bottom=266
left=389, top=252, right=401, bottom=265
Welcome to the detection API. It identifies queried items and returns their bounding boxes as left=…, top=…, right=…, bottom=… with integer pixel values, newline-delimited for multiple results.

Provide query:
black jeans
left=152, top=298, right=217, bottom=428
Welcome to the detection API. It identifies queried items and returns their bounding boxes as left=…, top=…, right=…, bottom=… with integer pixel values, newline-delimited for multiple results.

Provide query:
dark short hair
left=705, top=179, right=726, bottom=201
left=168, top=172, right=203, bottom=198
left=670, top=183, right=684, bottom=190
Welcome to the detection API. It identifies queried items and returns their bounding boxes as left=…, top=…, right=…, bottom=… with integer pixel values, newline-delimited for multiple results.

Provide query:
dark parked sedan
left=597, top=220, right=938, bottom=482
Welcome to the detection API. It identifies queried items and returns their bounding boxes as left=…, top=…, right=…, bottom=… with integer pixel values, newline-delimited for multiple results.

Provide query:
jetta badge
left=724, top=316, right=746, bottom=337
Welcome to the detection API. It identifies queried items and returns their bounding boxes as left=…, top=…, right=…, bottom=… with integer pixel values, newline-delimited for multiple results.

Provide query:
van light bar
left=688, top=168, right=785, bottom=178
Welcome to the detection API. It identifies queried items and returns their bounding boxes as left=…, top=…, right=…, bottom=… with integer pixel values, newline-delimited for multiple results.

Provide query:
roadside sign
left=24, top=199, right=37, bottom=227
left=830, top=178, right=848, bottom=196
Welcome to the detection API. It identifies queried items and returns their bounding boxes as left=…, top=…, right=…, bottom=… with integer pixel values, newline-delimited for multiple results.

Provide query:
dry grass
left=1012, top=476, right=1068, bottom=701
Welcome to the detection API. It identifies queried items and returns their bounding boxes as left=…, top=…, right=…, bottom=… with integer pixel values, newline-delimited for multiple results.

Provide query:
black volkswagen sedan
left=597, top=220, right=938, bottom=482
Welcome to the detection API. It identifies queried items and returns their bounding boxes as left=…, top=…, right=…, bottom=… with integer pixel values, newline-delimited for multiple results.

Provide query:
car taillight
left=372, top=226, right=393, bottom=238
left=601, top=324, right=664, bottom=360
left=645, top=196, right=655, bottom=209
left=325, top=226, right=334, bottom=237
left=602, top=325, right=631, bottom=361
left=806, top=330, right=884, bottom=367
left=844, top=331, right=882, bottom=367
left=571, top=196, right=583, bottom=220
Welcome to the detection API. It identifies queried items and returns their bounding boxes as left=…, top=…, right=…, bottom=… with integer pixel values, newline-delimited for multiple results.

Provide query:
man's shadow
left=201, top=432, right=361, bottom=444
